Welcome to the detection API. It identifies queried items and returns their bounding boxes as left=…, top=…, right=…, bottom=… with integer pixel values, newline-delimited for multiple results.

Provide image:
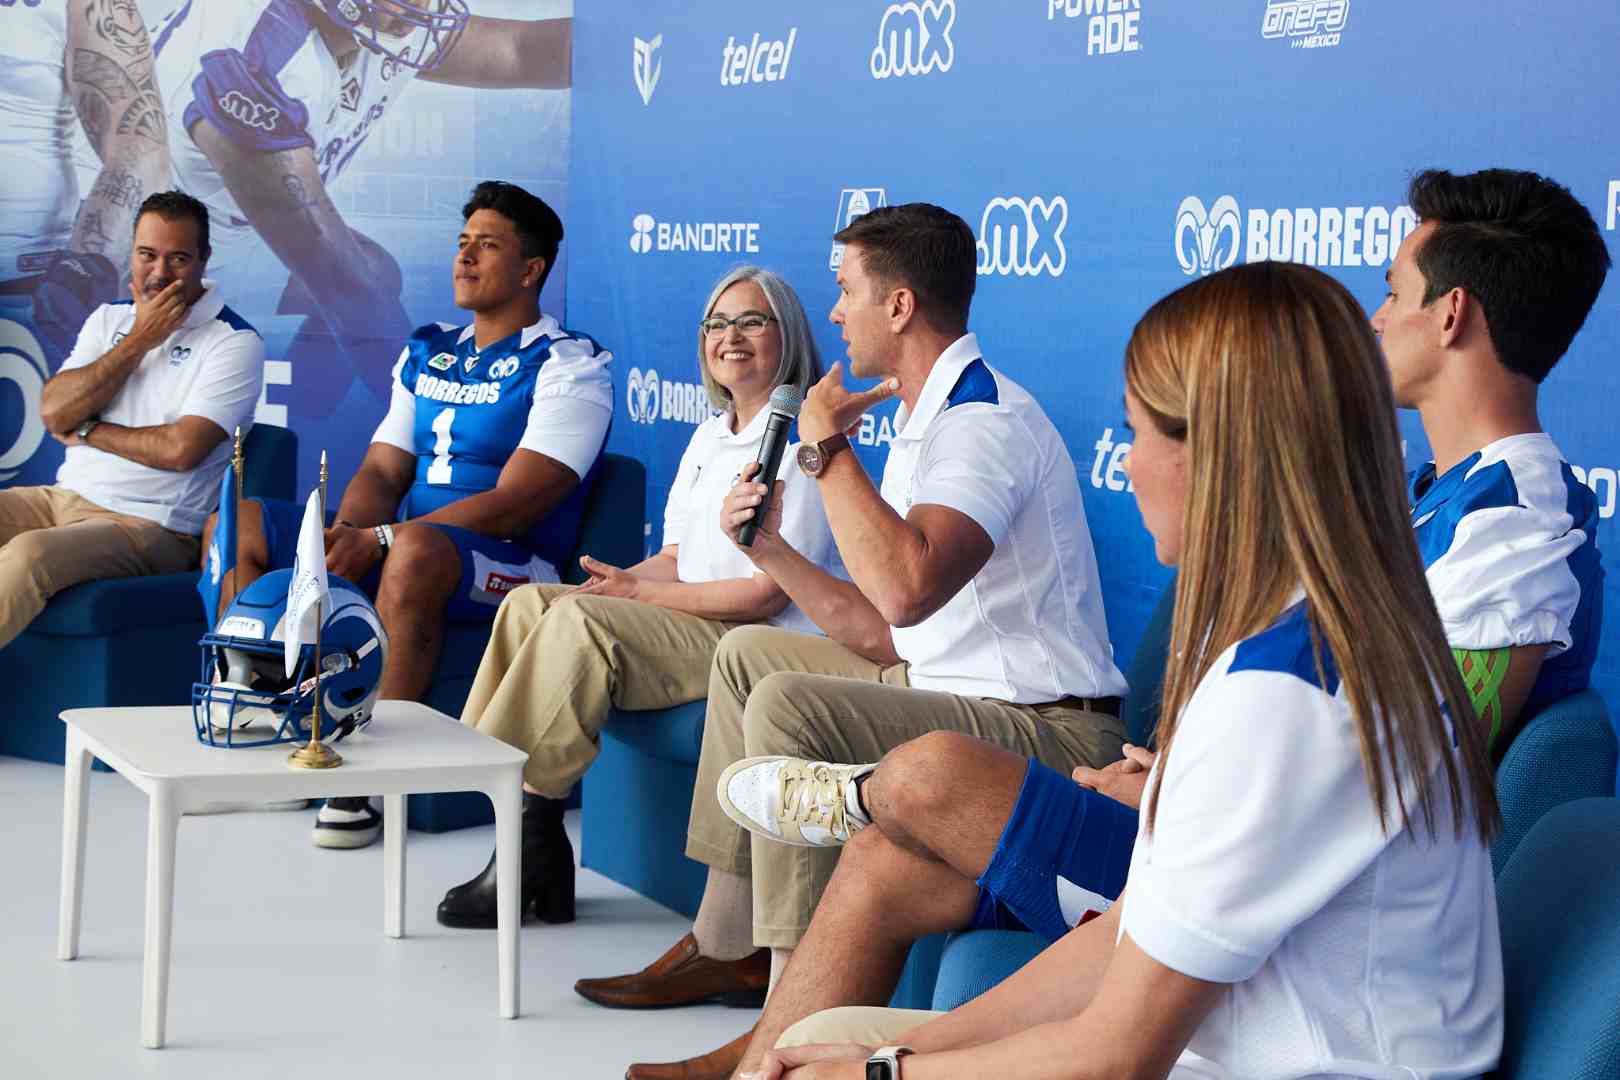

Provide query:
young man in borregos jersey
left=202, top=180, right=611, bottom=848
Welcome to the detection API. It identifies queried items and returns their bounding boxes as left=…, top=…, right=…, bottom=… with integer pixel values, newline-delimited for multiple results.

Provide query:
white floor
left=0, top=756, right=756, bottom=1080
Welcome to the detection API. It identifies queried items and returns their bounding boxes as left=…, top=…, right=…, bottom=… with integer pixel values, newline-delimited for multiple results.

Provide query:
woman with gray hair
left=436, top=266, right=843, bottom=931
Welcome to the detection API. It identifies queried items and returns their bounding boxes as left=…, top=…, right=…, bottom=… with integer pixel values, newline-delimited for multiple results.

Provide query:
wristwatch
left=74, top=418, right=99, bottom=440
left=865, top=1045, right=914, bottom=1080
left=796, top=433, right=850, bottom=478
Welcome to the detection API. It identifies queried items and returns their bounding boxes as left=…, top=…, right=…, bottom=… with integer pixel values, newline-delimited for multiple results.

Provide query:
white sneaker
left=716, top=756, right=876, bottom=847
left=188, top=798, right=313, bottom=815
left=312, top=796, right=383, bottom=849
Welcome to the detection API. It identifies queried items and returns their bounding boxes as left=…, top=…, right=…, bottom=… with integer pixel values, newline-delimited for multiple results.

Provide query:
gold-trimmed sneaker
left=715, top=756, right=876, bottom=847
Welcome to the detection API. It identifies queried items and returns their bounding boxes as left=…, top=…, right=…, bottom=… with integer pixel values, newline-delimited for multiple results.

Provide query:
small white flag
left=284, top=487, right=330, bottom=677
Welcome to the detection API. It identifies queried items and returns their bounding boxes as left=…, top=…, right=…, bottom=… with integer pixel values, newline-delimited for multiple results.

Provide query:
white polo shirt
left=1123, top=601, right=1502, bottom=1079
left=663, top=406, right=843, bottom=636
left=56, top=282, right=265, bottom=535
left=880, top=335, right=1126, bottom=702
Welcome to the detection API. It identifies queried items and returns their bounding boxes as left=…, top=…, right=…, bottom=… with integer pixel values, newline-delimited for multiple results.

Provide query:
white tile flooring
left=1, top=756, right=756, bottom=1080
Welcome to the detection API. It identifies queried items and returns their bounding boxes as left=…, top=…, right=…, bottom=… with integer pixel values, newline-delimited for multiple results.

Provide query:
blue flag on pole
left=198, top=461, right=235, bottom=630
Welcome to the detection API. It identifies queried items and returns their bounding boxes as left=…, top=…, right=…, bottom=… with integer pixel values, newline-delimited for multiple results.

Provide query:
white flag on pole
left=284, top=487, right=330, bottom=677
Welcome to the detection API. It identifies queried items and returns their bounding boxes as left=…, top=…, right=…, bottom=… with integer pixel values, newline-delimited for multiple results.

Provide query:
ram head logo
left=1175, top=195, right=1242, bottom=277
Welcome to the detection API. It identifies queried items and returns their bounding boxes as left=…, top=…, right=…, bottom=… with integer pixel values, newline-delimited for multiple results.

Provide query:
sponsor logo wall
left=0, top=0, right=570, bottom=499
left=571, top=1, right=1620, bottom=714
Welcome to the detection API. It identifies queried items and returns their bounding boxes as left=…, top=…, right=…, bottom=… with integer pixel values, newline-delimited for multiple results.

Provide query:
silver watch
left=74, top=418, right=99, bottom=440
left=865, top=1045, right=914, bottom=1080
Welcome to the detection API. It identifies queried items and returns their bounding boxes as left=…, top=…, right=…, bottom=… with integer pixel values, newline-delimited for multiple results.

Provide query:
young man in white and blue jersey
left=201, top=180, right=611, bottom=847
left=710, top=168, right=1611, bottom=1074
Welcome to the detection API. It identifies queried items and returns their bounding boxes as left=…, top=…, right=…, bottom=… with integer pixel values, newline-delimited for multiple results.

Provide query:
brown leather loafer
left=575, top=932, right=768, bottom=1010
left=625, top=1025, right=755, bottom=1080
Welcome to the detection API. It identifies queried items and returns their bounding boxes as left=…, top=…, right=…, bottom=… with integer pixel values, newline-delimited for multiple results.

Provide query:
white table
left=56, top=701, right=527, bottom=1048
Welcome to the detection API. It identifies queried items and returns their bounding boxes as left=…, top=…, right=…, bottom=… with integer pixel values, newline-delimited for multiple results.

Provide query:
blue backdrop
left=570, top=2, right=1620, bottom=721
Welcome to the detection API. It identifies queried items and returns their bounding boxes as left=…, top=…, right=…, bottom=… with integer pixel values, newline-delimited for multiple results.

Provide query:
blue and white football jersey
left=370, top=315, right=613, bottom=567
left=0, top=0, right=73, bottom=283
left=1412, top=432, right=1603, bottom=712
left=149, top=0, right=418, bottom=238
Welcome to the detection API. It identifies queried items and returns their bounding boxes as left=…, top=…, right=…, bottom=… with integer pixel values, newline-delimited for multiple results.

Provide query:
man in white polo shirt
left=591, top=203, right=1127, bottom=1080
left=0, top=191, right=263, bottom=649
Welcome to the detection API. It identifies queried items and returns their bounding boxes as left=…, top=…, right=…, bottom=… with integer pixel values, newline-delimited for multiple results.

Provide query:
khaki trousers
left=0, top=485, right=199, bottom=649
left=684, top=625, right=1127, bottom=949
left=461, top=582, right=739, bottom=796
left=778, top=1006, right=943, bottom=1050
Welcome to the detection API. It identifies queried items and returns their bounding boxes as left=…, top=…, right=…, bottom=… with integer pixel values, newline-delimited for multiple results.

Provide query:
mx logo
left=976, top=196, right=1069, bottom=278
left=830, top=187, right=888, bottom=269
left=626, top=367, right=660, bottom=424
left=634, top=34, right=663, bottom=105
left=870, top=1, right=955, bottom=80
left=1174, top=195, right=1242, bottom=277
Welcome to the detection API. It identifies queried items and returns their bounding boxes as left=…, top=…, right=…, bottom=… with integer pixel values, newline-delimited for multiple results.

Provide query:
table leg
left=490, top=779, right=522, bottom=1019
left=383, top=794, right=406, bottom=939
left=57, top=727, right=92, bottom=961
left=142, top=784, right=180, bottom=1049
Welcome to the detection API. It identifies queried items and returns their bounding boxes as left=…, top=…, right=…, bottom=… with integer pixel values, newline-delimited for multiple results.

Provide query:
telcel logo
left=871, top=1, right=955, bottom=80
left=1089, top=427, right=1134, bottom=493
left=721, top=28, right=798, bottom=86
left=977, top=196, right=1069, bottom=278
left=830, top=187, right=888, bottom=269
left=1048, top=0, right=1141, bottom=57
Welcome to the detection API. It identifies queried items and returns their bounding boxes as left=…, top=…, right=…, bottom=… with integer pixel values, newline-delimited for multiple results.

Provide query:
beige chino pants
left=0, top=485, right=200, bottom=649
left=684, top=625, right=1127, bottom=950
left=461, top=582, right=739, bottom=796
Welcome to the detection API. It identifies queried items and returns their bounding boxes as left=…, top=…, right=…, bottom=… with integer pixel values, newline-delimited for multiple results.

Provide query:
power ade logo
left=625, top=367, right=716, bottom=426
left=871, top=1, right=955, bottom=80
left=1262, top=0, right=1349, bottom=49
left=1048, top=0, right=1141, bottom=57
left=830, top=187, right=888, bottom=270
left=629, top=214, right=761, bottom=256
left=1175, top=195, right=1417, bottom=275
left=721, top=28, right=798, bottom=86
left=977, top=196, right=1069, bottom=278
left=634, top=34, right=662, bottom=105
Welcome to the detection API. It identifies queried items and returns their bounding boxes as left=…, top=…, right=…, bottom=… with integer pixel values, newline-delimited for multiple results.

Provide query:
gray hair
left=696, top=265, right=823, bottom=410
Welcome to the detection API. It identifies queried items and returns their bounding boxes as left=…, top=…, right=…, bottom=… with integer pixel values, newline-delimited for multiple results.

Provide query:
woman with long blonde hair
left=749, top=261, right=1503, bottom=1080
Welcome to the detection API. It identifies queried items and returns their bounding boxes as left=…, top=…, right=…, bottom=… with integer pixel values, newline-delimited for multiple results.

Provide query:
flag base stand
left=287, top=741, right=343, bottom=769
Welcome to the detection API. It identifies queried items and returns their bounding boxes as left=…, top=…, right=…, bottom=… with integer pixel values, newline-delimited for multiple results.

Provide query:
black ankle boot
left=436, top=792, right=575, bottom=928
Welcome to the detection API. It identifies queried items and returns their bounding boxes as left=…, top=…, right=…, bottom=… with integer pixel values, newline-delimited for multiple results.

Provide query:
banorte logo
left=1175, top=194, right=1417, bottom=275
left=0, top=318, right=51, bottom=482
left=630, top=213, right=655, bottom=254
left=977, top=196, right=1069, bottom=277
left=628, top=213, right=761, bottom=255
left=870, top=1, right=955, bottom=80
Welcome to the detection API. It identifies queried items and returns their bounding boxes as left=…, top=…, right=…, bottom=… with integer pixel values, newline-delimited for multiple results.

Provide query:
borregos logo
left=977, top=196, right=1069, bottom=278
left=830, top=187, right=888, bottom=270
left=1262, top=0, right=1349, bottom=50
left=626, top=367, right=659, bottom=424
left=1175, top=194, right=1417, bottom=275
left=625, top=367, right=717, bottom=427
left=721, top=27, right=798, bottom=86
left=871, top=1, right=955, bottom=80
left=629, top=213, right=761, bottom=255
left=1048, top=0, right=1141, bottom=57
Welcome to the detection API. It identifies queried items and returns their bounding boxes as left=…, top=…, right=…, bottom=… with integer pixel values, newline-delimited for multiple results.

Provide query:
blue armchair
left=0, top=423, right=296, bottom=766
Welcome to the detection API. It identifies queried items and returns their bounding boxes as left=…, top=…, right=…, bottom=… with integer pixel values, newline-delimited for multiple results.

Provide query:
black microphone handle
left=737, top=410, right=795, bottom=547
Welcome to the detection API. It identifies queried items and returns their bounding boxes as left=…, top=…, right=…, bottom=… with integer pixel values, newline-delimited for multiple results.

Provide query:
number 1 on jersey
left=428, top=407, right=455, bottom=485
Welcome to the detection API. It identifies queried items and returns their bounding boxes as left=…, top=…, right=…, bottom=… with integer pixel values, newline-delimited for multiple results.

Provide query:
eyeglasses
left=699, top=313, right=777, bottom=337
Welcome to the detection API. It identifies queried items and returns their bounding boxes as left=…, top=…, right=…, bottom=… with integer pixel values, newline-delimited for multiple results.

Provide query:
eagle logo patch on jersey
left=427, top=352, right=455, bottom=371
left=340, top=77, right=361, bottom=112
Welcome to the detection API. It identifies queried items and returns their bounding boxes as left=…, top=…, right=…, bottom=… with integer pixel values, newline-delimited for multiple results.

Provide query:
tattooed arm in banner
left=35, top=0, right=172, bottom=356
left=420, top=17, right=572, bottom=89
left=189, top=121, right=411, bottom=402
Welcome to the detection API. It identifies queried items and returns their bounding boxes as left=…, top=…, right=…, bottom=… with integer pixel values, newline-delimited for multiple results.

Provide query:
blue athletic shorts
left=970, top=759, right=1140, bottom=943
left=254, top=496, right=557, bottom=622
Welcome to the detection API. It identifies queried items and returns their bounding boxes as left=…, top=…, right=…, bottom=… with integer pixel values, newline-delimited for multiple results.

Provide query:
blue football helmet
left=192, top=569, right=388, bottom=748
left=310, top=0, right=470, bottom=73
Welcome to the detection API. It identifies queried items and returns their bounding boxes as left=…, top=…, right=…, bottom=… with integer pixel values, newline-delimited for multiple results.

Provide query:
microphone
left=738, top=384, right=803, bottom=547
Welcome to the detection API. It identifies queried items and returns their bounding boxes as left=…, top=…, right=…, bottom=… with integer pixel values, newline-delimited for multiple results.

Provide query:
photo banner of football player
left=568, top=2, right=1620, bottom=721
left=0, top=0, right=571, bottom=495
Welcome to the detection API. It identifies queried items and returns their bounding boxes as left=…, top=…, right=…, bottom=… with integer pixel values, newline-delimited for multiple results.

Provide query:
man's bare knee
left=867, top=730, right=985, bottom=829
